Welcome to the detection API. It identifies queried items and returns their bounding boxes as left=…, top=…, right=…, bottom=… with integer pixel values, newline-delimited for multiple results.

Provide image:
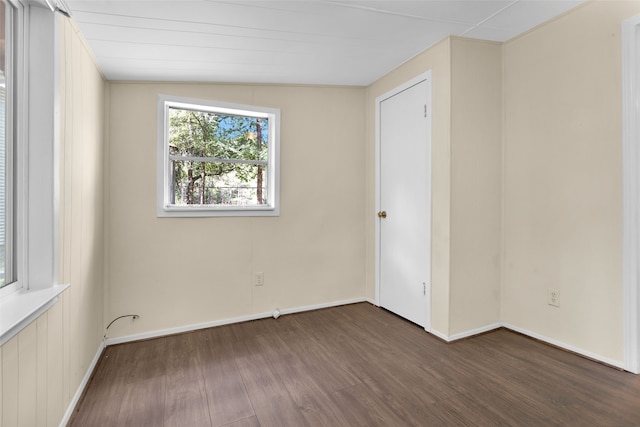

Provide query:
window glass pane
left=167, top=105, right=269, bottom=208
left=170, top=160, right=268, bottom=206
left=168, top=108, right=268, bottom=161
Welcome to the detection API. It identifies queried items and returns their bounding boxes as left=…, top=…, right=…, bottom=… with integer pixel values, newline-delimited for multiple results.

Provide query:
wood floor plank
left=329, top=382, right=414, bottom=426
left=69, top=303, right=640, bottom=427
left=70, top=338, right=169, bottom=426
left=163, top=333, right=212, bottom=427
left=251, top=333, right=353, bottom=427
left=221, top=416, right=261, bottom=427
left=268, top=318, right=361, bottom=393
left=115, top=378, right=167, bottom=427
left=234, top=349, right=309, bottom=427
left=198, top=325, right=256, bottom=427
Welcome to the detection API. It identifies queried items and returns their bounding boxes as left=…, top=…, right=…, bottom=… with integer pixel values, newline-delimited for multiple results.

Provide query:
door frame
left=622, top=14, right=640, bottom=374
left=375, top=71, right=432, bottom=332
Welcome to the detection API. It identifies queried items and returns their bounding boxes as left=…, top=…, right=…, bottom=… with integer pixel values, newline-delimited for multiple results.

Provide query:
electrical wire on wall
left=104, top=314, right=139, bottom=339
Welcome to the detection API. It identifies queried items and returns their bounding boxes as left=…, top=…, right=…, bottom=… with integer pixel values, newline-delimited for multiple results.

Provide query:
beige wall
left=366, top=38, right=452, bottom=335
left=0, top=18, right=106, bottom=426
left=449, top=37, right=502, bottom=335
left=105, top=83, right=366, bottom=338
left=502, top=0, right=640, bottom=362
left=2, top=1, right=639, bottom=424
left=365, top=37, right=502, bottom=337
left=367, top=1, right=640, bottom=361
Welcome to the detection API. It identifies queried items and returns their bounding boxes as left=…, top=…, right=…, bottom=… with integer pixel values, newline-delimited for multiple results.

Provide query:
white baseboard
left=502, top=322, right=624, bottom=370
left=105, top=297, right=370, bottom=346
left=429, top=329, right=449, bottom=341
left=428, top=321, right=623, bottom=370
left=79, top=300, right=626, bottom=427
left=59, top=340, right=105, bottom=427
left=279, top=297, right=371, bottom=316
left=104, top=311, right=275, bottom=346
left=429, top=322, right=502, bottom=342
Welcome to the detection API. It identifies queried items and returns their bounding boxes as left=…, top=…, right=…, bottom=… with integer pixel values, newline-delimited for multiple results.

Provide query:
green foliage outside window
left=168, top=108, right=268, bottom=206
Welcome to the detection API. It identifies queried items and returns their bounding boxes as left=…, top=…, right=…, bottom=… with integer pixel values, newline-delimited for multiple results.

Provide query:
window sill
left=0, top=284, right=70, bottom=346
left=158, top=205, right=280, bottom=217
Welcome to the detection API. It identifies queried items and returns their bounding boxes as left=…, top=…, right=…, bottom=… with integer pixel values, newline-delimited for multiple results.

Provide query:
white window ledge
left=0, top=284, right=69, bottom=346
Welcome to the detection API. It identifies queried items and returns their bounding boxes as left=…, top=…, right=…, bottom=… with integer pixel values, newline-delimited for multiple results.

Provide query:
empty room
left=2, top=0, right=640, bottom=425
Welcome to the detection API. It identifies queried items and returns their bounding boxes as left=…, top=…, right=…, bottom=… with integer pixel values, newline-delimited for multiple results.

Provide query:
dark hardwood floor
left=69, top=303, right=640, bottom=426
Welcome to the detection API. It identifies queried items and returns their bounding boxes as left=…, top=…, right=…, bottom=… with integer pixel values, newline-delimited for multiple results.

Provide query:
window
left=0, top=2, right=67, bottom=345
left=0, top=0, right=15, bottom=289
left=157, top=95, right=280, bottom=217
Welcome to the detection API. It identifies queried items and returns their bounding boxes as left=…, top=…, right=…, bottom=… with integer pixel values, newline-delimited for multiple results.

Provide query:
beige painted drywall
left=449, top=37, right=502, bottom=335
left=105, top=83, right=366, bottom=338
left=366, top=36, right=502, bottom=338
left=502, top=0, right=640, bottom=363
left=366, top=37, right=452, bottom=336
left=1, top=17, right=106, bottom=425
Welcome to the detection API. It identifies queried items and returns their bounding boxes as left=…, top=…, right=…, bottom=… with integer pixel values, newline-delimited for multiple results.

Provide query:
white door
left=377, top=74, right=431, bottom=329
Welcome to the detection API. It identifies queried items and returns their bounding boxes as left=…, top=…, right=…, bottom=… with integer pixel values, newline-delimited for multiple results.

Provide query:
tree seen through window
left=168, top=107, right=268, bottom=206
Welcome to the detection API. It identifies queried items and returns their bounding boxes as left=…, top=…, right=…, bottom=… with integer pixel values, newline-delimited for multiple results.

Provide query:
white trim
left=363, top=297, right=376, bottom=306
left=59, top=340, right=105, bottom=427
left=374, top=71, right=432, bottom=331
left=0, top=283, right=68, bottom=345
left=622, top=14, right=640, bottom=375
left=0, top=4, right=62, bottom=343
left=26, top=5, right=58, bottom=289
left=94, top=300, right=623, bottom=386
left=105, top=297, right=369, bottom=346
left=503, top=322, right=624, bottom=370
left=0, top=0, right=26, bottom=296
left=429, top=323, right=502, bottom=343
left=429, top=329, right=449, bottom=342
left=429, top=321, right=623, bottom=369
left=278, top=297, right=369, bottom=317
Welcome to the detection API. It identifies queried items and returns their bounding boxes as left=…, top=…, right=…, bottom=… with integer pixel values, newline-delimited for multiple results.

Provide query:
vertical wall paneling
left=47, top=298, right=64, bottom=425
left=0, top=16, right=106, bottom=427
left=58, top=16, right=106, bottom=423
left=36, top=314, right=48, bottom=426
left=1, top=336, right=18, bottom=426
left=17, top=322, right=37, bottom=426
left=68, top=18, right=83, bottom=401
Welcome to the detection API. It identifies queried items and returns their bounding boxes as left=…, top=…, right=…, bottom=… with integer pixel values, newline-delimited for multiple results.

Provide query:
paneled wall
left=0, top=17, right=106, bottom=426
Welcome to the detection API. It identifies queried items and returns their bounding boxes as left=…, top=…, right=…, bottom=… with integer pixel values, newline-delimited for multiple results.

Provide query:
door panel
left=379, top=77, right=431, bottom=328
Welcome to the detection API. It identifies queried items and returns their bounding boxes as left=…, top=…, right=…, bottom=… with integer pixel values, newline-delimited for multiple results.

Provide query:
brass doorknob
left=378, top=211, right=387, bottom=218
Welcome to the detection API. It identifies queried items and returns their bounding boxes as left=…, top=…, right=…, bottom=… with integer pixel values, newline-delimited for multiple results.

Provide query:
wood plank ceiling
left=63, top=0, right=583, bottom=85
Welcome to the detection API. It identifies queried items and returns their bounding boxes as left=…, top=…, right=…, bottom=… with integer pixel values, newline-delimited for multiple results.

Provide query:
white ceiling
left=63, top=0, right=583, bottom=86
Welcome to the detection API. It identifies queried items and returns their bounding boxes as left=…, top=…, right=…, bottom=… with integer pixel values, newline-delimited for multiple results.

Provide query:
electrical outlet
left=548, top=288, right=560, bottom=307
left=254, top=272, right=264, bottom=286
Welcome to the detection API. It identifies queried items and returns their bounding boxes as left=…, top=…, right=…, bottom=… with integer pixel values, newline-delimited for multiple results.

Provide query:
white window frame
left=157, top=94, right=280, bottom=217
left=0, top=0, right=20, bottom=295
left=0, top=1, right=68, bottom=346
